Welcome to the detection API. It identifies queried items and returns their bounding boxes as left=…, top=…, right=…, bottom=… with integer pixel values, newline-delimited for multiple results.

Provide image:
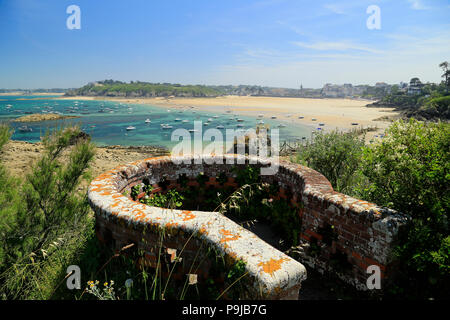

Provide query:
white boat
left=204, top=122, right=210, bottom=126
left=298, top=116, right=304, bottom=119
left=208, top=118, right=213, bottom=122
left=258, top=120, right=265, bottom=124
left=319, top=123, right=325, bottom=126
left=236, top=124, right=244, bottom=128
left=216, top=125, right=224, bottom=129
left=213, top=115, right=219, bottom=118
left=182, top=119, right=189, bottom=123
left=188, top=129, right=198, bottom=133
left=18, top=125, right=32, bottom=133
left=237, top=119, right=244, bottom=122
left=145, top=119, right=151, bottom=123
left=161, top=125, right=173, bottom=129
left=174, top=118, right=182, bottom=121
left=258, top=114, right=264, bottom=118
left=271, top=116, right=277, bottom=119
left=311, top=118, right=317, bottom=121
left=278, top=124, right=287, bottom=128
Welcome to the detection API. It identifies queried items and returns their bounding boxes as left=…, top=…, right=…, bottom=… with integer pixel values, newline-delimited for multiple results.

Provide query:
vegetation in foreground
left=293, top=119, right=449, bottom=299
left=0, top=118, right=448, bottom=300
left=0, top=125, right=95, bottom=299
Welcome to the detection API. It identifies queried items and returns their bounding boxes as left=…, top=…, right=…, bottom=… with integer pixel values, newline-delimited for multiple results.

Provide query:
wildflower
left=187, top=274, right=198, bottom=285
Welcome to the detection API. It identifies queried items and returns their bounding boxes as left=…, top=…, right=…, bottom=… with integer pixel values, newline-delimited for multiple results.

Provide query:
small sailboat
left=18, top=125, right=32, bottom=133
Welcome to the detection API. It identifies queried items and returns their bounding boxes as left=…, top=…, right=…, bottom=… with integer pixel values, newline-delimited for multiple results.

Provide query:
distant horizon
left=0, top=77, right=438, bottom=92
left=1, top=1, right=449, bottom=89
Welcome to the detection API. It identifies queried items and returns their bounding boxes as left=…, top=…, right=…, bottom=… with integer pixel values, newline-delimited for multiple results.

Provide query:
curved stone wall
left=87, top=154, right=409, bottom=298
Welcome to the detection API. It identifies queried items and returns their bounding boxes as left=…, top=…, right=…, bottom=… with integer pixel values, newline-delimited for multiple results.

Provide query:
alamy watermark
left=66, top=265, right=81, bottom=290
left=170, top=121, right=280, bottom=175
left=66, top=5, right=81, bottom=30
left=366, top=5, right=381, bottom=30
left=366, top=265, right=382, bottom=289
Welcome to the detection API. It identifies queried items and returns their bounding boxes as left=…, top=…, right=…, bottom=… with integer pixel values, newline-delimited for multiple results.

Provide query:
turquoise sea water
left=0, top=95, right=313, bottom=149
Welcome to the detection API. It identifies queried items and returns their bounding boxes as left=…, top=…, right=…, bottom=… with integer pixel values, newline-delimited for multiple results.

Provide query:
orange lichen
left=258, top=258, right=289, bottom=276
left=219, top=229, right=240, bottom=243
left=198, top=226, right=208, bottom=235
left=166, top=222, right=179, bottom=228
left=180, top=210, right=196, bottom=221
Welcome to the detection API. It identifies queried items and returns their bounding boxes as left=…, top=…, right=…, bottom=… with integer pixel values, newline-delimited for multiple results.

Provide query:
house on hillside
left=407, top=77, right=423, bottom=95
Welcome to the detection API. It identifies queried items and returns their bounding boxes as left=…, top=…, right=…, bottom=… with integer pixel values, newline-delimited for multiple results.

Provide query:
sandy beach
left=1, top=140, right=168, bottom=189
left=58, top=95, right=399, bottom=140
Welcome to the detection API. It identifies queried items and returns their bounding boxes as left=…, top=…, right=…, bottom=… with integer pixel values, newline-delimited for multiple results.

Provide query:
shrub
left=292, top=129, right=366, bottom=194
left=0, top=125, right=95, bottom=299
left=359, top=119, right=449, bottom=299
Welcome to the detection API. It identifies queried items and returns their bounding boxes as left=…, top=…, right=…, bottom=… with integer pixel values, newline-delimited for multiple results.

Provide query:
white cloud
left=210, top=28, right=450, bottom=88
left=292, top=41, right=383, bottom=54
left=323, top=4, right=346, bottom=15
left=407, top=0, right=431, bottom=10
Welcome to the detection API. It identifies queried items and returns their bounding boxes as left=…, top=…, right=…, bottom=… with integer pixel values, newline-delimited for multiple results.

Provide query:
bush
left=0, top=125, right=95, bottom=299
left=292, top=129, right=366, bottom=194
left=359, top=119, right=449, bottom=299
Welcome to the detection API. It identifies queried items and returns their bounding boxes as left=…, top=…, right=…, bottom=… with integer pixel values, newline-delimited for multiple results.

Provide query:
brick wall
left=88, top=154, right=409, bottom=299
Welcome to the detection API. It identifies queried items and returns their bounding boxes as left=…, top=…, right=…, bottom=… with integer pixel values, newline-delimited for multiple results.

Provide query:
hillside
left=65, top=80, right=316, bottom=98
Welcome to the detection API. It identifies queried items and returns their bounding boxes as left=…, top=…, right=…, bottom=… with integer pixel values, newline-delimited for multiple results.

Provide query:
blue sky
left=0, top=0, right=449, bottom=89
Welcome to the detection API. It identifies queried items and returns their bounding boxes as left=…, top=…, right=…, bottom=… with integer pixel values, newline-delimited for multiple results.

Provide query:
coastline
left=57, top=95, right=399, bottom=140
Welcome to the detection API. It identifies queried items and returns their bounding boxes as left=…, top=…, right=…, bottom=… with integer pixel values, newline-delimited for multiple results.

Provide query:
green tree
left=439, top=61, right=449, bottom=93
left=0, top=125, right=95, bottom=299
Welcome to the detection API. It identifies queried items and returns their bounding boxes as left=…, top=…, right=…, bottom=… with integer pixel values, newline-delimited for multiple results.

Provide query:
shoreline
left=57, top=95, right=399, bottom=140
left=1, top=140, right=169, bottom=183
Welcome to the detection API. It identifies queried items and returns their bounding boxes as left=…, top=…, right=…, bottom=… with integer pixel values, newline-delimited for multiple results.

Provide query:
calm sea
left=0, top=95, right=313, bottom=149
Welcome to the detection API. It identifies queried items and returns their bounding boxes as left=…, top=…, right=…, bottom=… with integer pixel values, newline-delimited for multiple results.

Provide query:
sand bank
left=13, top=113, right=80, bottom=122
